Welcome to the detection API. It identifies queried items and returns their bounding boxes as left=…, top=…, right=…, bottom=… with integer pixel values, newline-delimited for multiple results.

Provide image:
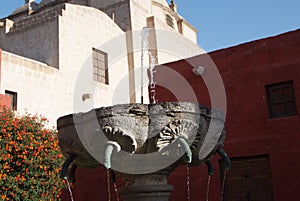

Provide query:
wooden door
left=220, top=155, right=273, bottom=201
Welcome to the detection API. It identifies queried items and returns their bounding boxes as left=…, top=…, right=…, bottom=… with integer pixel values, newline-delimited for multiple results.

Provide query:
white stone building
left=0, top=0, right=203, bottom=126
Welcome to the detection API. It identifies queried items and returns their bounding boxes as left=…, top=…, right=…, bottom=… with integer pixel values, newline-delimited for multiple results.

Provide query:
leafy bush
left=0, top=107, right=64, bottom=200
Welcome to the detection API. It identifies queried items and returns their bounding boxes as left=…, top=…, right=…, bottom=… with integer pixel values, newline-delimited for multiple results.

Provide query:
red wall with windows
left=156, top=29, right=300, bottom=201
left=62, top=30, right=300, bottom=201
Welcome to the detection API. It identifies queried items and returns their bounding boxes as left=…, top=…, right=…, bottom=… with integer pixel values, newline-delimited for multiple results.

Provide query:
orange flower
left=3, top=163, right=10, bottom=169
left=0, top=108, right=64, bottom=200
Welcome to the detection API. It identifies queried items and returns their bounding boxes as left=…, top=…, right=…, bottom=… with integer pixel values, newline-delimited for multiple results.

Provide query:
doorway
left=220, top=155, right=274, bottom=201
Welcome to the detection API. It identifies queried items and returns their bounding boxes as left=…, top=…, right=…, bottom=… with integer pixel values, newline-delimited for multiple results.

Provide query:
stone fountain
left=57, top=102, right=230, bottom=201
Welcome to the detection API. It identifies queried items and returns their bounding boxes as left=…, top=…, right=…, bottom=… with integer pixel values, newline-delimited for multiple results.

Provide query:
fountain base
left=120, top=185, right=173, bottom=201
left=119, top=173, right=174, bottom=201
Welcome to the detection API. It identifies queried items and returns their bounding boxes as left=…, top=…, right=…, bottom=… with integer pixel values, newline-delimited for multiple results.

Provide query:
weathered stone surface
left=57, top=102, right=226, bottom=169
left=119, top=185, right=174, bottom=201
left=119, top=170, right=174, bottom=201
left=58, top=102, right=226, bottom=201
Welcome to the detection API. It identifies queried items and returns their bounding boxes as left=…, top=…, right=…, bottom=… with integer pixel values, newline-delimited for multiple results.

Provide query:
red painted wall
left=61, top=167, right=122, bottom=201
left=0, top=94, right=11, bottom=110
left=157, top=29, right=300, bottom=201
left=62, top=30, right=300, bottom=201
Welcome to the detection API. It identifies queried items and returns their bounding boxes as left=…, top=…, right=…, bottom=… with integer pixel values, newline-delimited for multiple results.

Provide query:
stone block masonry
left=0, top=5, right=63, bottom=67
left=8, top=4, right=65, bottom=34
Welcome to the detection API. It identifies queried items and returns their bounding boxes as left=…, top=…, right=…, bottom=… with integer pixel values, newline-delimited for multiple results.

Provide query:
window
left=266, top=81, right=297, bottom=118
left=92, top=48, right=109, bottom=85
left=219, top=155, right=273, bottom=201
left=166, top=14, right=174, bottom=28
left=5, top=90, right=17, bottom=110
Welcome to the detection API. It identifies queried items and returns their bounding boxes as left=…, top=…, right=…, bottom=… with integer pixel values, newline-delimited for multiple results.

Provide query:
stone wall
left=89, top=0, right=198, bottom=43
left=90, top=0, right=132, bottom=31
left=1, top=51, right=60, bottom=125
left=71, top=0, right=88, bottom=6
left=58, top=4, right=131, bottom=109
left=151, top=0, right=197, bottom=44
left=0, top=1, right=201, bottom=126
left=0, top=5, right=64, bottom=67
left=0, top=4, right=131, bottom=126
left=130, top=0, right=151, bottom=31
left=180, top=20, right=198, bottom=44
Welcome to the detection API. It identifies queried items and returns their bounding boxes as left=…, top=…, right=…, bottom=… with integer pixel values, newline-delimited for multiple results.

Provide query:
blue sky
left=1, top=0, right=300, bottom=52
left=175, top=0, right=300, bottom=51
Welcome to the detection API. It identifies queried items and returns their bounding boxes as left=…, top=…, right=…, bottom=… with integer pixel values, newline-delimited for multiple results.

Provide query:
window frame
left=5, top=90, right=17, bottom=110
left=265, top=80, right=297, bottom=118
left=92, top=47, right=109, bottom=85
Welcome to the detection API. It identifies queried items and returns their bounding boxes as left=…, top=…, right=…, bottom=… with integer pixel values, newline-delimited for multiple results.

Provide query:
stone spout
left=205, top=160, right=214, bottom=176
left=104, top=141, right=121, bottom=169
left=61, top=153, right=77, bottom=179
left=217, top=148, right=231, bottom=171
left=177, top=137, right=192, bottom=163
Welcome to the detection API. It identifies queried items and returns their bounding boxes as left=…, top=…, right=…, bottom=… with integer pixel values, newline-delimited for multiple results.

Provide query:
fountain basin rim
left=57, top=102, right=225, bottom=128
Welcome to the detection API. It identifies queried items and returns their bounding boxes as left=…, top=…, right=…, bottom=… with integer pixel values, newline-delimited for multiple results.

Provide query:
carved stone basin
left=57, top=102, right=229, bottom=201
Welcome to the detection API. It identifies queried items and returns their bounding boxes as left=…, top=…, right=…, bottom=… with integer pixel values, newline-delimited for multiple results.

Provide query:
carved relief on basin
left=57, top=102, right=226, bottom=173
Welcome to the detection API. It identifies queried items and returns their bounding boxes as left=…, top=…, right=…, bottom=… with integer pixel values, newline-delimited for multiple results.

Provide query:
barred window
left=266, top=81, right=297, bottom=118
left=92, top=48, right=109, bottom=85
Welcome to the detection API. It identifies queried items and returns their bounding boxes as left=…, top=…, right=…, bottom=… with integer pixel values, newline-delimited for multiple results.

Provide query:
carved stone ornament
left=57, top=102, right=226, bottom=170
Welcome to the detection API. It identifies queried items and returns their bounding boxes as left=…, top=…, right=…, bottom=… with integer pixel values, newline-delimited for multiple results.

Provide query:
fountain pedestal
left=120, top=185, right=173, bottom=201
left=119, top=172, right=174, bottom=201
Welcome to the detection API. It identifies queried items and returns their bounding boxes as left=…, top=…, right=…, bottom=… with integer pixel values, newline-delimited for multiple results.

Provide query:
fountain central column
left=119, top=170, right=174, bottom=201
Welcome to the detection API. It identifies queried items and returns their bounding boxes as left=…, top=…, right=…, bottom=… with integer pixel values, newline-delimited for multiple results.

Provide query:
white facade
left=0, top=0, right=203, bottom=126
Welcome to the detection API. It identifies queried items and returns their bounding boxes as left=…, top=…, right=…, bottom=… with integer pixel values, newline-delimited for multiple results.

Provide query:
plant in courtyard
left=0, top=106, right=64, bottom=200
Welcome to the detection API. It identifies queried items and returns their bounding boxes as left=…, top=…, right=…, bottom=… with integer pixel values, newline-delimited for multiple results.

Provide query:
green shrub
left=0, top=107, right=64, bottom=200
